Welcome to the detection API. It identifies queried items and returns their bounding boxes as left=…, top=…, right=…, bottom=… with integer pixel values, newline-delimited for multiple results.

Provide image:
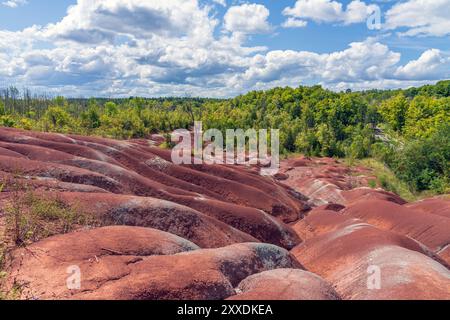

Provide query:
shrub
left=17, top=118, right=34, bottom=130
left=4, top=183, right=97, bottom=246
left=392, top=125, right=449, bottom=192
left=429, top=177, right=449, bottom=195
left=368, top=179, right=377, bottom=189
left=0, top=101, right=5, bottom=115
left=0, top=115, right=15, bottom=127
left=41, top=106, right=74, bottom=132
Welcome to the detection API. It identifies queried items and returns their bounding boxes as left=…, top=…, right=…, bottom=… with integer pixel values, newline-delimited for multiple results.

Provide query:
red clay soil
left=405, top=197, right=450, bottom=218
left=4, top=233, right=300, bottom=300
left=1, top=129, right=449, bottom=300
left=341, top=188, right=407, bottom=205
left=50, top=192, right=259, bottom=249
left=292, top=208, right=364, bottom=241
left=278, top=156, right=404, bottom=206
left=226, top=269, right=340, bottom=300
left=0, top=127, right=303, bottom=249
left=342, top=199, right=450, bottom=264
left=291, top=214, right=450, bottom=299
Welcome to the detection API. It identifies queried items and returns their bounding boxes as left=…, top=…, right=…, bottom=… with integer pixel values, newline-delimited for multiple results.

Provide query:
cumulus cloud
left=0, top=0, right=449, bottom=97
left=329, top=79, right=441, bottom=92
left=282, top=0, right=379, bottom=25
left=395, top=49, right=450, bottom=80
left=0, top=0, right=256, bottom=95
left=43, top=0, right=217, bottom=44
left=223, top=3, right=272, bottom=34
left=281, top=17, right=308, bottom=28
left=282, top=0, right=450, bottom=37
left=385, top=0, right=450, bottom=37
left=1, top=0, right=27, bottom=8
left=235, top=38, right=405, bottom=90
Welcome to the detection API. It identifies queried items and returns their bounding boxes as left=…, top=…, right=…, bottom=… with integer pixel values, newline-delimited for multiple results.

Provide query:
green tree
left=0, top=100, right=5, bottom=116
left=379, top=93, right=408, bottom=132
left=42, top=106, right=74, bottom=132
left=392, top=124, right=449, bottom=192
left=81, top=104, right=101, bottom=130
left=104, top=101, right=118, bottom=116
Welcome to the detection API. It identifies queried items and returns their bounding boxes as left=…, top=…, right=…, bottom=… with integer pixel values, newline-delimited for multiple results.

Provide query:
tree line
left=0, top=81, right=449, bottom=194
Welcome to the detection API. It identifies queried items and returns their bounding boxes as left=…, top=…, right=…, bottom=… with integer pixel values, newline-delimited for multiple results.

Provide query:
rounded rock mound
left=227, top=269, right=340, bottom=300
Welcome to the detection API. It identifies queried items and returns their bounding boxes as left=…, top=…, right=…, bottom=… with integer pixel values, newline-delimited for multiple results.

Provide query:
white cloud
left=395, top=49, right=450, bottom=80
left=281, top=17, right=308, bottom=28
left=224, top=3, right=272, bottom=34
left=345, top=0, right=376, bottom=24
left=236, top=38, right=404, bottom=89
left=385, top=0, right=450, bottom=37
left=323, top=39, right=401, bottom=81
left=1, top=0, right=27, bottom=8
left=282, top=0, right=450, bottom=37
left=283, top=0, right=341, bottom=23
left=0, top=0, right=257, bottom=96
left=282, top=0, right=378, bottom=25
left=329, top=79, right=441, bottom=92
left=0, top=0, right=448, bottom=97
left=43, top=0, right=217, bottom=44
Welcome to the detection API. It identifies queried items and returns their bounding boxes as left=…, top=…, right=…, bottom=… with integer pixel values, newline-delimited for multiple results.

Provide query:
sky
left=0, top=0, right=449, bottom=98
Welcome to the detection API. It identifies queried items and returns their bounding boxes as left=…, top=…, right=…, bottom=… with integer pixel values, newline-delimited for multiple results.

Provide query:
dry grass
left=2, top=174, right=99, bottom=246
left=0, top=175, right=98, bottom=299
left=354, top=158, right=417, bottom=202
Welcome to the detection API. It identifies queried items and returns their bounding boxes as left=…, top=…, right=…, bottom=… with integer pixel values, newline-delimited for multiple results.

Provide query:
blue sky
left=0, top=0, right=449, bottom=97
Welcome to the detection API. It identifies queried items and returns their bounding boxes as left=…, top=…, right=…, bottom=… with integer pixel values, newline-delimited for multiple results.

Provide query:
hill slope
left=0, top=128, right=449, bottom=300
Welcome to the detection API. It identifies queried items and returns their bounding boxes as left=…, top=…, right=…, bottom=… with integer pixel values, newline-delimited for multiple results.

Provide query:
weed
left=1, top=174, right=97, bottom=247
left=356, top=158, right=417, bottom=202
left=5, top=191, right=96, bottom=246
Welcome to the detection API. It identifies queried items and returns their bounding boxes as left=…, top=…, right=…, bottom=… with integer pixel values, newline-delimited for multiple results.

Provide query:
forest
left=0, top=80, right=449, bottom=195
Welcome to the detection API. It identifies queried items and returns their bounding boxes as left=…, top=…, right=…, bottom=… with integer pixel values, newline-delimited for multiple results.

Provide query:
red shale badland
left=0, top=127, right=449, bottom=300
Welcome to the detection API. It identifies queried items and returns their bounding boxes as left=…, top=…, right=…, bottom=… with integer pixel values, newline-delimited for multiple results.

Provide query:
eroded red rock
left=5, top=237, right=300, bottom=300
left=342, top=188, right=407, bottom=205
left=292, top=209, right=363, bottom=240
left=291, top=220, right=450, bottom=300
left=279, top=156, right=406, bottom=206
left=54, top=192, right=258, bottom=248
left=0, top=128, right=304, bottom=249
left=227, top=269, right=340, bottom=300
left=405, top=197, right=450, bottom=219
left=342, top=199, right=450, bottom=263
left=1, top=129, right=449, bottom=301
